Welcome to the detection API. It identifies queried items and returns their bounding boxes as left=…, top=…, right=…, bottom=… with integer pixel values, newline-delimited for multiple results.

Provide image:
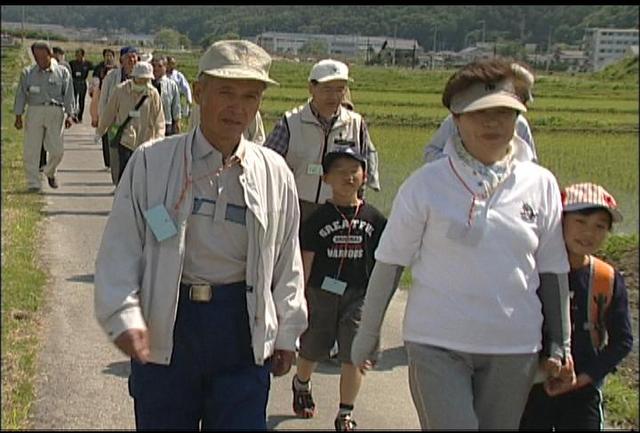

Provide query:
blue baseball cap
left=323, top=145, right=366, bottom=173
left=120, top=46, right=139, bottom=57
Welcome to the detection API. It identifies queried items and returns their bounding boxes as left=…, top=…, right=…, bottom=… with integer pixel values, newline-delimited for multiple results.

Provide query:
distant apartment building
left=583, top=27, right=639, bottom=72
left=255, top=31, right=420, bottom=64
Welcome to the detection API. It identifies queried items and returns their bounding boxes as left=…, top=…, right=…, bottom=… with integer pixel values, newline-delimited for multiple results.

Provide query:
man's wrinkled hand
left=270, top=349, right=295, bottom=377
left=114, top=328, right=150, bottom=364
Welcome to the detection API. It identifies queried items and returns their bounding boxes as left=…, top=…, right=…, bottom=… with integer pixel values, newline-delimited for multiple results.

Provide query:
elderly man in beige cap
left=94, top=40, right=307, bottom=430
left=96, top=61, right=165, bottom=184
left=264, top=58, right=380, bottom=225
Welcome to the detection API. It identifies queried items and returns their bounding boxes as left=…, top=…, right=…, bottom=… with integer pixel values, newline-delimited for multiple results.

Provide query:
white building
left=582, top=27, right=639, bottom=72
left=255, top=31, right=420, bottom=61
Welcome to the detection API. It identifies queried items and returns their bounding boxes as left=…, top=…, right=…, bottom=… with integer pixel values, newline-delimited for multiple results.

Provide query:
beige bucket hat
left=198, top=39, right=278, bottom=86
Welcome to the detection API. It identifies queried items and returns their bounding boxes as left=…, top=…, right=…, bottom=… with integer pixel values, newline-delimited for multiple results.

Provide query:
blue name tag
left=321, top=276, right=347, bottom=296
left=143, top=204, right=178, bottom=242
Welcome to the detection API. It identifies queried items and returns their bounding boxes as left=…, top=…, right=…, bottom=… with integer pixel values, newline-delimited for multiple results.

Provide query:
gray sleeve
left=360, top=120, right=380, bottom=191
left=171, top=84, right=181, bottom=121
left=538, top=272, right=571, bottom=361
left=13, top=68, right=29, bottom=115
left=351, top=261, right=403, bottom=365
left=62, top=69, right=75, bottom=115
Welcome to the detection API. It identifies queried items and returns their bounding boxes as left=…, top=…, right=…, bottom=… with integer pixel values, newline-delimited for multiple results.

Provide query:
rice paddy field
left=2, top=42, right=637, bottom=430
left=68, top=46, right=638, bottom=236
left=249, top=59, right=638, bottom=235
left=32, top=41, right=640, bottom=232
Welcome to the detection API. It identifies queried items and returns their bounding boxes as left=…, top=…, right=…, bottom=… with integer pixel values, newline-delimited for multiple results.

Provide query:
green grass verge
left=1, top=42, right=636, bottom=429
left=1, top=45, right=47, bottom=430
left=603, top=372, right=639, bottom=429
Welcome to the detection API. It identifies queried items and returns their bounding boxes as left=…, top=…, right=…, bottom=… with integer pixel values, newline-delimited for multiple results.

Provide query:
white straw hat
left=131, top=61, right=154, bottom=79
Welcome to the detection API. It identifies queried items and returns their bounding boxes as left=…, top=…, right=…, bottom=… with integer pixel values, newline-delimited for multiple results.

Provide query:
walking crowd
left=12, top=38, right=632, bottom=431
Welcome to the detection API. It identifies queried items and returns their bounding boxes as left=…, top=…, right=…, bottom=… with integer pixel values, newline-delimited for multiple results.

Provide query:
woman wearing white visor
left=352, top=57, right=575, bottom=430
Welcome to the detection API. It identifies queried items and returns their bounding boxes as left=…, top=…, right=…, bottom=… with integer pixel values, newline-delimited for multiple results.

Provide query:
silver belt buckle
left=189, top=284, right=212, bottom=302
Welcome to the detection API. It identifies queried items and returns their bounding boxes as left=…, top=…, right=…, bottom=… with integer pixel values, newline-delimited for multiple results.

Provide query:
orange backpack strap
left=587, top=255, right=615, bottom=351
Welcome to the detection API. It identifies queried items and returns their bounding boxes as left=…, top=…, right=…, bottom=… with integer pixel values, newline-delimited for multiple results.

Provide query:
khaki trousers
left=23, top=105, right=64, bottom=188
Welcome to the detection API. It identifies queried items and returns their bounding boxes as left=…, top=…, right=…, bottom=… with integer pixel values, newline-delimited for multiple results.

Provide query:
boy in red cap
left=520, top=182, right=633, bottom=430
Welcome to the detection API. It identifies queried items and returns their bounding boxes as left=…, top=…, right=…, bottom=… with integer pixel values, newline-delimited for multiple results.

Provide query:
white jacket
left=94, top=129, right=308, bottom=365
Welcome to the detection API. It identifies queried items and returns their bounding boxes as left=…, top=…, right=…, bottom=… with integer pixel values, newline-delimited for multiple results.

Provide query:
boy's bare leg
left=339, top=362, right=363, bottom=405
left=295, top=356, right=317, bottom=381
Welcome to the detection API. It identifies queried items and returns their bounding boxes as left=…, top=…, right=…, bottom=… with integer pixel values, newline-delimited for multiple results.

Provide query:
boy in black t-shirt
left=292, top=146, right=387, bottom=431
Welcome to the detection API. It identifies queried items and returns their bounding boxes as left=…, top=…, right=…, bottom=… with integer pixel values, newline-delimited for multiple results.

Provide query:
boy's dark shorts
left=298, top=285, right=365, bottom=363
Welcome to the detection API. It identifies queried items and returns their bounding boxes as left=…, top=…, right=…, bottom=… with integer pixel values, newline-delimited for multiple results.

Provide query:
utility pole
left=392, top=23, right=397, bottom=66
left=366, top=37, right=369, bottom=64
left=21, top=5, right=25, bottom=47
left=479, top=20, right=486, bottom=44
left=432, top=26, right=437, bottom=70
left=546, top=27, right=552, bottom=73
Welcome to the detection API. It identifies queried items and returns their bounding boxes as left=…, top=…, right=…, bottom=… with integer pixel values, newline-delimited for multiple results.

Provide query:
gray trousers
left=405, top=341, right=538, bottom=430
left=23, top=105, right=65, bottom=188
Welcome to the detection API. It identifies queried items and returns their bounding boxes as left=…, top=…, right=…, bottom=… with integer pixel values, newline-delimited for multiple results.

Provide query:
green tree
left=298, top=39, right=329, bottom=57
left=155, top=28, right=181, bottom=49
left=178, top=34, right=191, bottom=49
left=199, top=31, right=240, bottom=49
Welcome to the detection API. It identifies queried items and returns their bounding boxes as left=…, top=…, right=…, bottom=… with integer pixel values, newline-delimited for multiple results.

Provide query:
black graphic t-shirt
left=301, top=201, right=387, bottom=292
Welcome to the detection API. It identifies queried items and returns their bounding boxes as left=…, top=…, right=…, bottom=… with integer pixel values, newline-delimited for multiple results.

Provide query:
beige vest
left=285, top=103, right=363, bottom=203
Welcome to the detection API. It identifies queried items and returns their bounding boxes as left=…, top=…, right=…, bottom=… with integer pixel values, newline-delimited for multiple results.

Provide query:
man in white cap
left=264, top=58, right=380, bottom=225
left=13, top=40, right=75, bottom=192
left=96, top=61, right=164, bottom=184
left=94, top=40, right=307, bottom=430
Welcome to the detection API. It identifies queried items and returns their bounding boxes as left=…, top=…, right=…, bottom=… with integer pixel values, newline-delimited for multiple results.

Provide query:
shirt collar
left=309, top=100, right=338, bottom=129
left=451, top=131, right=515, bottom=196
left=39, top=62, right=54, bottom=72
left=194, top=127, right=245, bottom=165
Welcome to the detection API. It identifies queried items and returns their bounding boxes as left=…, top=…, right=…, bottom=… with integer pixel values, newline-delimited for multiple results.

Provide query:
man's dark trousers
left=73, top=80, right=87, bottom=121
left=128, top=281, right=272, bottom=430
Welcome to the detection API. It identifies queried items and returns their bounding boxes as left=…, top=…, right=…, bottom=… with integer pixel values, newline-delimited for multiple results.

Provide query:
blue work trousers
left=128, top=281, right=271, bottom=430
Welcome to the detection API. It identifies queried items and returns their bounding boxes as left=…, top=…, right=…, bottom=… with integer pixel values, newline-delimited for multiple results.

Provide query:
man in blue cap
left=98, top=46, right=139, bottom=184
